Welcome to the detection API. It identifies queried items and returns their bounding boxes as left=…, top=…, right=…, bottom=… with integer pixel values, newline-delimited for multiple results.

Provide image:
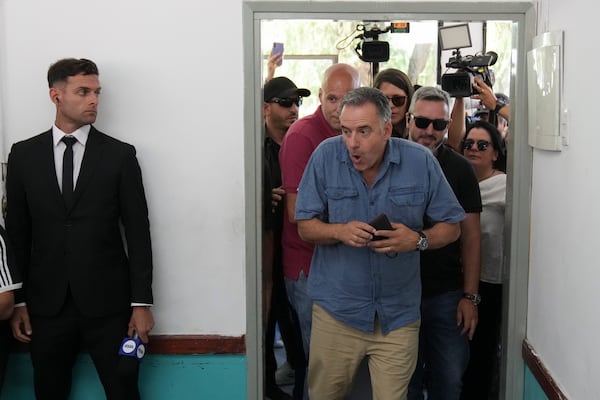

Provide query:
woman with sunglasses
left=461, top=120, right=506, bottom=400
left=373, top=68, right=414, bottom=138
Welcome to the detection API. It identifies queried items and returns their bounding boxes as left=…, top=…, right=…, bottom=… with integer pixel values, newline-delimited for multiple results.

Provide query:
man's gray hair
left=408, top=86, right=450, bottom=115
left=339, top=87, right=392, bottom=125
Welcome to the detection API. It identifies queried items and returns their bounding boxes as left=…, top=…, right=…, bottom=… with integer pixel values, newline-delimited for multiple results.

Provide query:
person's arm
left=456, top=213, right=481, bottom=339
left=10, top=305, right=31, bottom=343
left=0, top=291, right=14, bottom=320
left=447, top=97, right=466, bottom=152
left=285, top=192, right=298, bottom=224
left=472, top=77, right=510, bottom=122
left=367, top=220, right=461, bottom=254
left=420, top=221, right=461, bottom=250
left=119, top=146, right=155, bottom=342
left=265, top=53, right=282, bottom=83
left=496, top=104, right=510, bottom=122
left=0, top=226, right=22, bottom=320
left=262, top=229, right=274, bottom=325
left=297, top=217, right=375, bottom=247
left=5, top=145, right=31, bottom=306
left=120, top=146, right=153, bottom=305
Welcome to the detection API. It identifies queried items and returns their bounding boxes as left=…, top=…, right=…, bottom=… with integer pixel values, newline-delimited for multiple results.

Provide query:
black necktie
left=62, top=136, right=77, bottom=207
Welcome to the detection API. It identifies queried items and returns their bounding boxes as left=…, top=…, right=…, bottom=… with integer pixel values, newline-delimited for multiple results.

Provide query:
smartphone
left=368, top=213, right=393, bottom=241
left=271, top=42, right=284, bottom=66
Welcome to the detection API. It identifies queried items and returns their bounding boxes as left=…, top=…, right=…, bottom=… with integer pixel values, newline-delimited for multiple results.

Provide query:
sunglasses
left=269, top=97, right=302, bottom=108
left=410, top=115, right=449, bottom=131
left=463, top=139, right=492, bottom=151
left=386, top=95, right=407, bottom=107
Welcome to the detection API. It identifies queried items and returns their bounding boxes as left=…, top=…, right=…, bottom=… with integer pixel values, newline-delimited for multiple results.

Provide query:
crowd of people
left=263, top=51, right=508, bottom=400
left=0, top=53, right=508, bottom=399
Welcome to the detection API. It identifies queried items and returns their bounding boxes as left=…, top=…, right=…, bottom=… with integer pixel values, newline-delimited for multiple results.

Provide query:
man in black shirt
left=263, top=77, right=310, bottom=400
left=406, top=87, right=482, bottom=400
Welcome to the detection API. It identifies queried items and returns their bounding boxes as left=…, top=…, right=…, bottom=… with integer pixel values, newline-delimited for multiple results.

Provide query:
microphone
left=116, top=331, right=146, bottom=377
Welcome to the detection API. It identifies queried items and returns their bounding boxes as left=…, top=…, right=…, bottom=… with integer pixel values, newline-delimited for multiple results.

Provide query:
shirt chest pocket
left=326, top=188, right=359, bottom=223
left=388, top=188, right=426, bottom=229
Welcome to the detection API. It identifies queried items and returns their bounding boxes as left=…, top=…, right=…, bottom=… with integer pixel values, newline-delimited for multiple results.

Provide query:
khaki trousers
left=308, top=303, right=419, bottom=400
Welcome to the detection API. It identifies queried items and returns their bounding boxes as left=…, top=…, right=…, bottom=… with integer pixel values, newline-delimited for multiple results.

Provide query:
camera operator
left=472, top=77, right=510, bottom=124
left=446, top=97, right=466, bottom=152
left=446, top=78, right=510, bottom=153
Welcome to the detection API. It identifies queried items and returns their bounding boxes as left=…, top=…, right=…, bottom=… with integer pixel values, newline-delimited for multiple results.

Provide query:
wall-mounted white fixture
left=527, top=30, right=565, bottom=151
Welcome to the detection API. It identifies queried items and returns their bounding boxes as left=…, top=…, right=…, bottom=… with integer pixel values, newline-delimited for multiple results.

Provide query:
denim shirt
left=296, top=136, right=465, bottom=334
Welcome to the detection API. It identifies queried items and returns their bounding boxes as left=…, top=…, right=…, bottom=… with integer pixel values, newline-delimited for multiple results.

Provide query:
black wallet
left=368, top=213, right=393, bottom=241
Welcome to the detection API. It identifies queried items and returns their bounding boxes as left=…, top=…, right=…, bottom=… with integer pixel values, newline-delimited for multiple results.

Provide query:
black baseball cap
left=264, top=77, right=310, bottom=102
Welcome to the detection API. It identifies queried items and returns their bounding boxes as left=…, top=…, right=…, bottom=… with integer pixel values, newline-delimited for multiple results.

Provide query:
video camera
left=439, top=24, right=497, bottom=97
left=354, top=22, right=410, bottom=63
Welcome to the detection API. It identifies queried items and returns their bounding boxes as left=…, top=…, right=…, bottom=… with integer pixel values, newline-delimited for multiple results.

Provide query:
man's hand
left=271, top=186, right=285, bottom=209
left=10, top=306, right=32, bottom=343
left=334, top=221, right=376, bottom=247
left=368, top=222, right=419, bottom=254
left=265, top=53, right=282, bottom=83
left=457, top=299, right=478, bottom=340
left=128, top=306, right=155, bottom=343
left=471, top=77, right=497, bottom=110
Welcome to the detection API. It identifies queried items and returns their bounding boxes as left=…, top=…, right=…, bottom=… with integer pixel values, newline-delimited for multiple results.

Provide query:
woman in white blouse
left=460, top=120, right=507, bottom=400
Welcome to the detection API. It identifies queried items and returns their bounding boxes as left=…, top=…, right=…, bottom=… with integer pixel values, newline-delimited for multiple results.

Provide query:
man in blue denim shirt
left=295, top=87, right=465, bottom=400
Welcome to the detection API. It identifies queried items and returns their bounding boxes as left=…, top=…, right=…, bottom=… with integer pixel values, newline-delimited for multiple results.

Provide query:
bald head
left=321, top=63, right=361, bottom=90
left=319, top=63, right=361, bottom=132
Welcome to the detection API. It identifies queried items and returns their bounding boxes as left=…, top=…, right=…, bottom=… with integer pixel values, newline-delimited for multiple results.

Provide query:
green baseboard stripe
left=2, top=335, right=249, bottom=399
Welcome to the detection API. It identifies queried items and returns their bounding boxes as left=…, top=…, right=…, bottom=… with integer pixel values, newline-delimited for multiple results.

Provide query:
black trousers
left=461, top=282, right=503, bottom=400
left=265, top=265, right=306, bottom=399
left=0, top=320, right=11, bottom=395
left=29, top=291, right=138, bottom=400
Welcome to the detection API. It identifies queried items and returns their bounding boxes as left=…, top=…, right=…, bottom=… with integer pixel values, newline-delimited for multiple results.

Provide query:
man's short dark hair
left=47, top=58, right=99, bottom=88
left=339, top=87, right=392, bottom=126
left=408, top=86, right=450, bottom=115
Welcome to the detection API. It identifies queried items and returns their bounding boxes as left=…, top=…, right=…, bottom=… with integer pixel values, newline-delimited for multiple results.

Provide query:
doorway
left=243, top=3, right=535, bottom=399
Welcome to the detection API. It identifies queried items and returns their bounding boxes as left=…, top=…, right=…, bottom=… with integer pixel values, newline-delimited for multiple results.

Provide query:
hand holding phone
left=368, top=213, right=394, bottom=241
left=271, top=42, right=284, bottom=66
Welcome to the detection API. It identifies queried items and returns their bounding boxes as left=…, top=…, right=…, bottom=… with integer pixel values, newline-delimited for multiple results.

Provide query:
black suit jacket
left=5, top=126, right=153, bottom=318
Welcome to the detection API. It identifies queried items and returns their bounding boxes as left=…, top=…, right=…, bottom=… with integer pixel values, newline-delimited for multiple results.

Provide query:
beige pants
left=308, top=303, right=420, bottom=400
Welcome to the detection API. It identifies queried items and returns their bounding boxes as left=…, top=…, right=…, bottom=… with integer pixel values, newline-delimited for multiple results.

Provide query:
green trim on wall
left=524, top=367, right=549, bottom=400
left=1, top=353, right=247, bottom=400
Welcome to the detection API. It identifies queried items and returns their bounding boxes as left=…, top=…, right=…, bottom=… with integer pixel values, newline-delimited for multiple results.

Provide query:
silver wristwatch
left=416, top=231, right=428, bottom=251
left=463, top=293, right=482, bottom=305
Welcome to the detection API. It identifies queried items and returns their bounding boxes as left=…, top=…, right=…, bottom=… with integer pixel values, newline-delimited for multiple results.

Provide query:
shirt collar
left=52, top=124, right=91, bottom=147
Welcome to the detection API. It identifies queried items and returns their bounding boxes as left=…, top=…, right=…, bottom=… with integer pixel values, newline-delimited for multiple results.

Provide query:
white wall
left=2, top=0, right=599, bottom=397
left=527, top=0, right=600, bottom=398
left=0, top=0, right=246, bottom=335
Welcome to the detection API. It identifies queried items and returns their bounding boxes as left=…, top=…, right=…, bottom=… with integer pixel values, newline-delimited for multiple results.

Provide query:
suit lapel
left=69, top=126, right=105, bottom=211
left=37, top=130, right=66, bottom=211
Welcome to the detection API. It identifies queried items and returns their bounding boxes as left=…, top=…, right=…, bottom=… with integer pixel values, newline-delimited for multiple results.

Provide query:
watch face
left=464, top=293, right=481, bottom=305
left=417, top=236, right=429, bottom=251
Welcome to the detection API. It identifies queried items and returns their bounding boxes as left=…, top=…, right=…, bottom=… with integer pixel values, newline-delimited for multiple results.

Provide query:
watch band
left=494, top=99, right=506, bottom=114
